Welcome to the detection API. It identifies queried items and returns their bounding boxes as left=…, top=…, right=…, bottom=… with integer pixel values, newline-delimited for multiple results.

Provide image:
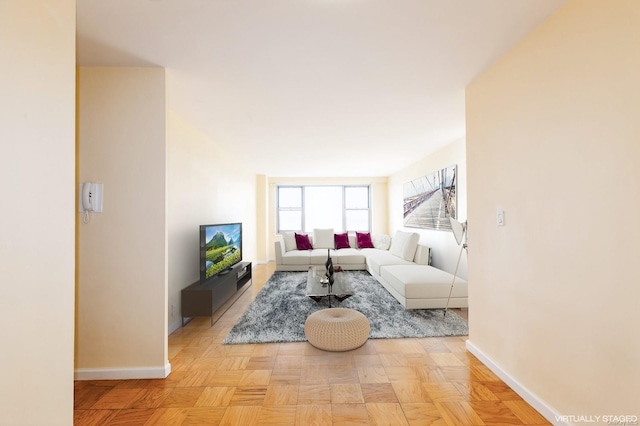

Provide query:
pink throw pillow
left=295, top=233, right=313, bottom=250
left=356, top=232, right=374, bottom=249
left=334, top=232, right=350, bottom=249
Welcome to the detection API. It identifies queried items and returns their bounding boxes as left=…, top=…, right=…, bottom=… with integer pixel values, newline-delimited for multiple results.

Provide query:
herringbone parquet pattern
left=74, top=263, right=550, bottom=425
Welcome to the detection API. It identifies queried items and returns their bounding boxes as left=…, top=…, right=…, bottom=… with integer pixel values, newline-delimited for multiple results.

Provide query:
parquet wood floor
left=74, top=262, right=550, bottom=425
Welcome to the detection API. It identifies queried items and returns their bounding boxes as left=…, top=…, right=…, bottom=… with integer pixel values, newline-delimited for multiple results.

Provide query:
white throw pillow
left=372, top=234, right=391, bottom=250
left=282, top=232, right=297, bottom=252
left=389, top=231, right=406, bottom=257
left=402, top=232, right=420, bottom=261
left=313, top=228, right=334, bottom=249
left=389, top=230, right=420, bottom=261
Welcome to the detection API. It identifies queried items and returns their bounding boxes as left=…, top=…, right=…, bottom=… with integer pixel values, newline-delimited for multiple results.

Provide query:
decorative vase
left=325, top=249, right=334, bottom=291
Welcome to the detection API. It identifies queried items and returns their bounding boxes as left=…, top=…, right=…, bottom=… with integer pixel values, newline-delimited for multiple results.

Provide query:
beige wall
left=265, top=177, right=388, bottom=260
left=466, top=0, right=640, bottom=420
left=0, top=1, right=76, bottom=424
left=256, top=174, right=269, bottom=262
left=388, top=138, right=467, bottom=277
left=166, top=110, right=257, bottom=330
left=77, top=67, right=169, bottom=377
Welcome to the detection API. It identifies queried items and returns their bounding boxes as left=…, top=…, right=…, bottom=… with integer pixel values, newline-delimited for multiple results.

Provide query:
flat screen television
left=199, top=222, right=242, bottom=281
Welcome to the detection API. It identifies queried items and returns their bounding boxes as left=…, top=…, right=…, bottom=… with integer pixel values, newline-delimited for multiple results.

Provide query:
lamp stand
left=444, top=242, right=467, bottom=317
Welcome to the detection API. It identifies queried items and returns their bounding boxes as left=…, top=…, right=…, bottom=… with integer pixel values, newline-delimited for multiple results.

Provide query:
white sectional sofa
left=274, top=229, right=468, bottom=310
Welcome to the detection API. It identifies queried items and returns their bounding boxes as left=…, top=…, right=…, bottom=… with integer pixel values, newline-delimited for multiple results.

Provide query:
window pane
left=278, top=187, right=302, bottom=208
left=304, top=186, right=343, bottom=232
left=277, top=184, right=371, bottom=234
left=279, top=211, right=302, bottom=231
left=345, top=187, right=369, bottom=209
left=346, top=210, right=369, bottom=232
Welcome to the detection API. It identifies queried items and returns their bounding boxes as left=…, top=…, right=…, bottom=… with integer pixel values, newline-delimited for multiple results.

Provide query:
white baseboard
left=465, top=340, right=566, bottom=426
left=168, top=318, right=181, bottom=335
left=75, top=362, right=171, bottom=381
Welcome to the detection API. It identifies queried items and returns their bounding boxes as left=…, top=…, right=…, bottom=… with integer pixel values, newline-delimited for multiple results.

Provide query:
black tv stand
left=181, top=261, right=252, bottom=327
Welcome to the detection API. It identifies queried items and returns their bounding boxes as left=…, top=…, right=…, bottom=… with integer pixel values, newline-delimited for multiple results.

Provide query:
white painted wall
left=466, top=0, right=640, bottom=419
left=166, top=110, right=257, bottom=331
left=388, top=138, right=467, bottom=277
left=77, top=67, right=168, bottom=377
left=0, top=1, right=75, bottom=423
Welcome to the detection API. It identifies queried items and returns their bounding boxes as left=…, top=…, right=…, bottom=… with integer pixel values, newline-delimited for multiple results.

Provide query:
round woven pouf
left=304, top=308, right=370, bottom=352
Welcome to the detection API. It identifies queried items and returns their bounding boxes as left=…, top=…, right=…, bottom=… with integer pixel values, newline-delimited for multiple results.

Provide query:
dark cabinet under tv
left=181, top=261, right=252, bottom=327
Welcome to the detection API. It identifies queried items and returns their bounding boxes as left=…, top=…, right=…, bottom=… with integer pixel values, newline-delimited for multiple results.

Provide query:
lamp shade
left=449, top=217, right=467, bottom=246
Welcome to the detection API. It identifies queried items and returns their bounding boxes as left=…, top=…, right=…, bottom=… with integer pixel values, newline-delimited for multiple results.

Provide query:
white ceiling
left=76, top=0, right=566, bottom=177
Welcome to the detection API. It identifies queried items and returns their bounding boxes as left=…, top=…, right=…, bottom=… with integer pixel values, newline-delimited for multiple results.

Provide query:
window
left=305, top=186, right=343, bottom=231
left=276, top=186, right=302, bottom=231
left=277, top=185, right=371, bottom=233
left=345, top=186, right=370, bottom=231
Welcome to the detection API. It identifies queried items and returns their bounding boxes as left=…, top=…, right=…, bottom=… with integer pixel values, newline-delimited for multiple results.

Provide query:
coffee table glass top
left=306, top=266, right=354, bottom=300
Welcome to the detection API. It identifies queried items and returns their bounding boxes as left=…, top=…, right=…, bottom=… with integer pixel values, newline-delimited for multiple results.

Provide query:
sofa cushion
left=366, top=250, right=413, bottom=275
left=295, top=233, right=313, bottom=250
left=334, top=232, right=350, bottom=249
left=282, top=232, right=297, bottom=252
left=281, top=250, right=311, bottom=265
left=334, top=248, right=365, bottom=265
left=372, top=234, right=391, bottom=250
left=349, top=234, right=356, bottom=247
left=380, top=265, right=468, bottom=299
left=389, top=230, right=419, bottom=261
left=314, top=228, right=334, bottom=249
left=359, top=247, right=387, bottom=257
left=356, top=231, right=375, bottom=248
left=310, top=249, right=335, bottom=265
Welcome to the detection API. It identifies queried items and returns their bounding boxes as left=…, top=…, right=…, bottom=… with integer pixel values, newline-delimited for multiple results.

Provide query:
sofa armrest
left=414, top=244, right=432, bottom=265
left=275, top=239, right=286, bottom=265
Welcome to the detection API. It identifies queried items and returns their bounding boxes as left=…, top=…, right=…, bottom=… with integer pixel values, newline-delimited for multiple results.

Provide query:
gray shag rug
left=223, top=270, right=468, bottom=344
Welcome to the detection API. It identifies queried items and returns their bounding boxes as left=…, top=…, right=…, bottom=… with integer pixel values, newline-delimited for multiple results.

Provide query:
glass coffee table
left=306, top=266, right=354, bottom=307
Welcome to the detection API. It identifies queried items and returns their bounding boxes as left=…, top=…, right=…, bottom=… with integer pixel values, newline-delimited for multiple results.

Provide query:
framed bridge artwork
left=403, top=165, right=457, bottom=231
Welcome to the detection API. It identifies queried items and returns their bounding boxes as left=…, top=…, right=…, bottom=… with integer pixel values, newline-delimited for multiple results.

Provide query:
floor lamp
left=444, top=217, right=467, bottom=317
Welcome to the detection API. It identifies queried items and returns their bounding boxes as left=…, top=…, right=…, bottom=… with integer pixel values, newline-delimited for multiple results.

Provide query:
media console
left=181, top=261, right=252, bottom=326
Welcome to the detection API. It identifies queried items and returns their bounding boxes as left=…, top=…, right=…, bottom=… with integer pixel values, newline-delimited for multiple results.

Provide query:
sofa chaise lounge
left=275, top=229, right=468, bottom=310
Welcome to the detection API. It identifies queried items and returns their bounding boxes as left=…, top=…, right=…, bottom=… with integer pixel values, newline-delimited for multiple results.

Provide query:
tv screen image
left=200, top=223, right=242, bottom=280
